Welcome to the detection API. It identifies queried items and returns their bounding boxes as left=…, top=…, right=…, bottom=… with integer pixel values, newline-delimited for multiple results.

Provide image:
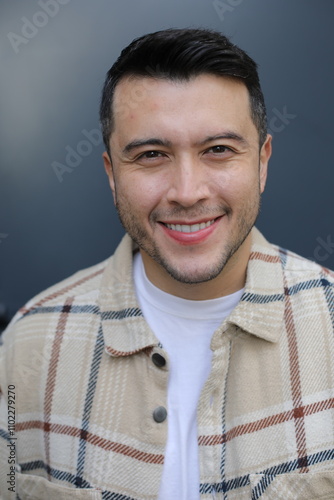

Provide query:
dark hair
left=100, top=28, right=267, bottom=155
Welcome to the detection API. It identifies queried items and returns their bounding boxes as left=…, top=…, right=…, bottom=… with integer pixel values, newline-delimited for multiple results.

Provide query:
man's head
left=100, top=29, right=272, bottom=299
left=100, top=28, right=267, bottom=157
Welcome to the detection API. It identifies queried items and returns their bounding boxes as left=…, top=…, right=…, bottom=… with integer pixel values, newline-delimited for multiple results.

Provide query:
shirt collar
left=98, top=227, right=285, bottom=356
left=227, top=227, right=285, bottom=343
left=97, top=234, right=159, bottom=357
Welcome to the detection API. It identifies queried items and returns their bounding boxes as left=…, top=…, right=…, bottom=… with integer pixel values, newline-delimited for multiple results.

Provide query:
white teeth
left=165, top=219, right=215, bottom=232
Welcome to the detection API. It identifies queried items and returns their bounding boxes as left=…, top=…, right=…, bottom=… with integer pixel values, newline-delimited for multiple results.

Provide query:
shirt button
left=152, top=353, right=166, bottom=368
left=153, top=406, right=167, bottom=423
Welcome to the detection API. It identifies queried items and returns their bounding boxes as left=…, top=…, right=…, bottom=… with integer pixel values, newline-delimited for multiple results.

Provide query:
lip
left=159, top=217, right=218, bottom=225
left=158, top=216, right=223, bottom=245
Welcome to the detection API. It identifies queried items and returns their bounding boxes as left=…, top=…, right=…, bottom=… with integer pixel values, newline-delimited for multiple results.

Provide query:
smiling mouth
left=161, top=218, right=218, bottom=233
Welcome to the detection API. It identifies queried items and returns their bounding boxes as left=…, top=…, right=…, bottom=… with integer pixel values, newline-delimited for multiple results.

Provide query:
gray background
left=1, top=0, right=333, bottom=320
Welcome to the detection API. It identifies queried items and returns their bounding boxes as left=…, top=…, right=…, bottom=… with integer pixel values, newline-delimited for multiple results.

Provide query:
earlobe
left=102, top=151, right=117, bottom=204
left=259, top=134, right=272, bottom=193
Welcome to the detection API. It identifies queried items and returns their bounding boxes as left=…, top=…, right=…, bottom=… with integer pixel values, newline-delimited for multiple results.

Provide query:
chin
left=162, top=260, right=226, bottom=285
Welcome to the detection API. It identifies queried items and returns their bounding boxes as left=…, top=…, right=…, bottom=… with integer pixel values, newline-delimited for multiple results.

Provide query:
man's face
left=103, top=74, right=271, bottom=290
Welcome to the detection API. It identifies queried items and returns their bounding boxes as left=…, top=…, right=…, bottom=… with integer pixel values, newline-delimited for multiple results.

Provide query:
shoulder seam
left=19, top=267, right=105, bottom=318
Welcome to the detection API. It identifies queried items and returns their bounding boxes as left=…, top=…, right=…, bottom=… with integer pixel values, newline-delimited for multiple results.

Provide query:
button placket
left=150, top=349, right=168, bottom=424
left=152, top=352, right=166, bottom=368
left=153, top=406, right=167, bottom=423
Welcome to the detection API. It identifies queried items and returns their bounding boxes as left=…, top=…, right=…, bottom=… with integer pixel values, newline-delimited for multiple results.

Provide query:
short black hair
left=100, top=28, right=267, bottom=155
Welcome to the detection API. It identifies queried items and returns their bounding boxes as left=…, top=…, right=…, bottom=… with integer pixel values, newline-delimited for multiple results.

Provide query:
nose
left=166, top=156, right=211, bottom=207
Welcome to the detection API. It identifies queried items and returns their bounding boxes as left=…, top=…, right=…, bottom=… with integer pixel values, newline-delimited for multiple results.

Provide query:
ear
left=102, top=151, right=117, bottom=204
left=259, top=134, right=272, bottom=193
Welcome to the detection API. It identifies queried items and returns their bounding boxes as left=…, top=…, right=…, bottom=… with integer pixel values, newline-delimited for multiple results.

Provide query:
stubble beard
left=115, top=190, right=261, bottom=285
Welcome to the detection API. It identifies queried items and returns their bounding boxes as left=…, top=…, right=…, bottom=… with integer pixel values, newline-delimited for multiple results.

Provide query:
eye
left=137, top=150, right=165, bottom=160
left=206, top=145, right=232, bottom=154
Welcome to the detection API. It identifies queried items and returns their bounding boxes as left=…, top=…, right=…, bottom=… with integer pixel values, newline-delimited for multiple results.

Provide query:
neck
left=140, top=234, right=251, bottom=300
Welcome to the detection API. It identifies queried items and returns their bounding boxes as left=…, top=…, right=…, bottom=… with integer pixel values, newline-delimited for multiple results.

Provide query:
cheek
left=117, top=173, right=164, bottom=212
left=214, top=169, right=260, bottom=204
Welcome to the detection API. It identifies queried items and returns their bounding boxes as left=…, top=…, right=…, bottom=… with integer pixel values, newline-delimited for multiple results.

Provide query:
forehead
left=111, top=74, right=257, bottom=144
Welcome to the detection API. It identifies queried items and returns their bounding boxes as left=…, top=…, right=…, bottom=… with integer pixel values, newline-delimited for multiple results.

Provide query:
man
left=1, top=28, right=334, bottom=500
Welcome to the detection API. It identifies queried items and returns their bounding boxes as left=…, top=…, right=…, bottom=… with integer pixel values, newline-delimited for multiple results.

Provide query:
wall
left=1, top=0, right=333, bottom=320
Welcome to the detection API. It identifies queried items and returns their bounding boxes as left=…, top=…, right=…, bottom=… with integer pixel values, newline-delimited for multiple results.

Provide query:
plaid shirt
left=1, top=227, right=334, bottom=500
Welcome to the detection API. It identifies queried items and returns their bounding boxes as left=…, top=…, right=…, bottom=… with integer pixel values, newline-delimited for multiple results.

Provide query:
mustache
left=151, top=204, right=231, bottom=222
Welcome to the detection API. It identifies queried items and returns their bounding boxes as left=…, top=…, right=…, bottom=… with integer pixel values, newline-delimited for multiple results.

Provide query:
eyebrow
left=199, top=132, right=249, bottom=147
left=122, top=131, right=248, bottom=156
left=122, top=138, right=172, bottom=155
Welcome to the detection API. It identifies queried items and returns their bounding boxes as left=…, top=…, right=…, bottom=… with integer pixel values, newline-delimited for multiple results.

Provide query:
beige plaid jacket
left=1, top=228, right=334, bottom=500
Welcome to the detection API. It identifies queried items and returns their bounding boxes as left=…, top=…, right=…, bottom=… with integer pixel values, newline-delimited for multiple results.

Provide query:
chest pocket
left=249, top=470, right=334, bottom=499
left=17, top=472, right=102, bottom=500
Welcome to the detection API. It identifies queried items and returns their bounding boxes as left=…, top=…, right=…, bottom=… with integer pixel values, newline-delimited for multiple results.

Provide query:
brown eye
left=209, top=146, right=230, bottom=154
left=140, top=151, right=164, bottom=159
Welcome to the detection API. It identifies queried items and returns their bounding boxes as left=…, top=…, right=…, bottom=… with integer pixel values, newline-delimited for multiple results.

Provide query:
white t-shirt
left=133, top=252, right=243, bottom=500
